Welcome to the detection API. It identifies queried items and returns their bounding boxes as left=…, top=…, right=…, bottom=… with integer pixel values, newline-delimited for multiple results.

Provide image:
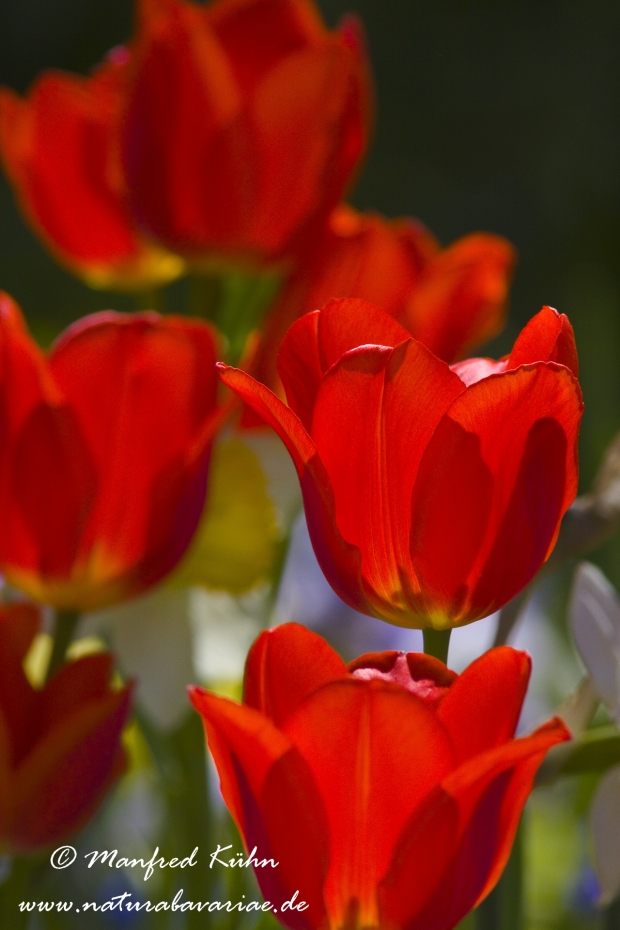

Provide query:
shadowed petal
left=378, top=718, right=569, bottom=930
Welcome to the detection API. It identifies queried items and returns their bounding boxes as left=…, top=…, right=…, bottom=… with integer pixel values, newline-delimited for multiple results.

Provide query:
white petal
left=190, top=587, right=265, bottom=683
left=569, top=562, right=620, bottom=719
left=591, top=764, right=620, bottom=904
left=555, top=677, right=599, bottom=739
left=83, top=587, right=197, bottom=732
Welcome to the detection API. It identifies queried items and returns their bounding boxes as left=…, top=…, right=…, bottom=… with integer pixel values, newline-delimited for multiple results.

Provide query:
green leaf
left=561, top=725, right=620, bottom=775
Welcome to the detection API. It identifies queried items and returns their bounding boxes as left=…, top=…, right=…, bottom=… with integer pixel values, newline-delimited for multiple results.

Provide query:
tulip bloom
left=219, top=300, right=583, bottom=629
left=191, top=622, right=569, bottom=930
left=123, top=0, right=372, bottom=265
left=0, top=602, right=131, bottom=852
left=251, top=205, right=515, bottom=392
left=0, top=0, right=371, bottom=281
left=569, top=563, right=620, bottom=904
left=0, top=53, right=183, bottom=290
left=0, top=293, right=224, bottom=610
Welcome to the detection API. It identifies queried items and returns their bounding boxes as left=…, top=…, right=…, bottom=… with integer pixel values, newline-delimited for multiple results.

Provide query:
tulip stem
left=606, top=895, right=620, bottom=930
left=46, top=609, right=80, bottom=683
left=0, top=855, right=45, bottom=927
left=423, top=628, right=451, bottom=664
left=138, top=710, right=214, bottom=929
left=189, top=272, right=223, bottom=323
left=475, top=814, right=523, bottom=930
left=135, top=287, right=165, bottom=312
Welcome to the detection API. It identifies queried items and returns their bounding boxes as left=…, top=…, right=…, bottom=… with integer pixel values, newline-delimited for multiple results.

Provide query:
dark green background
left=1, top=0, right=620, bottom=577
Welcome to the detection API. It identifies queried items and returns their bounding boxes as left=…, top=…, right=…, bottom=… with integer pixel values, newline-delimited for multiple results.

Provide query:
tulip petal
left=468, top=379, right=580, bottom=617
left=192, top=685, right=331, bottom=929
left=408, top=414, right=494, bottom=625
left=243, top=622, right=347, bottom=726
left=249, top=42, right=361, bottom=254
left=316, top=296, right=411, bottom=370
left=590, top=764, right=620, bottom=905
left=125, top=1, right=243, bottom=252
left=189, top=687, right=291, bottom=834
left=411, top=364, right=582, bottom=623
left=278, top=298, right=410, bottom=430
left=0, top=70, right=180, bottom=289
left=569, top=561, right=620, bottom=722
left=400, top=233, right=515, bottom=363
left=50, top=312, right=219, bottom=472
left=451, top=356, right=508, bottom=387
left=9, top=687, right=131, bottom=851
left=276, top=310, right=323, bottom=431
left=8, top=401, right=98, bottom=584
left=209, top=0, right=325, bottom=94
left=126, top=0, right=370, bottom=261
left=219, top=364, right=317, bottom=472
left=283, top=678, right=455, bottom=928
left=311, top=339, right=464, bottom=621
left=508, top=305, right=578, bottom=377
left=43, top=653, right=115, bottom=731
left=379, top=718, right=568, bottom=930
left=48, top=313, right=219, bottom=601
left=245, top=747, right=329, bottom=930
left=218, top=363, right=367, bottom=613
left=437, top=647, right=531, bottom=764
left=252, top=210, right=433, bottom=397
left=348, top=652, right=456, bottom=705
left=0, top=605, right=41, bottom=765
left=0, top=293, right=51, bottom=437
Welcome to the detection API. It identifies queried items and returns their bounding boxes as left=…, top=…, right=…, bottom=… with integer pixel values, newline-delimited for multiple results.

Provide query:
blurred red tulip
left=191, top=622, right=569, bottom=930
left=124, top=0, right=372, bottom=265
left=251, top=205, right=515, bottom=393
left=219, top=300, right=582, bottom=628
left=0, top=0, right=371, bottom=283
left=0, top=293, right=224, bottom=610
left=0, top=54, right=183, bottom=290
left=0, top=602, right=131, bottom=852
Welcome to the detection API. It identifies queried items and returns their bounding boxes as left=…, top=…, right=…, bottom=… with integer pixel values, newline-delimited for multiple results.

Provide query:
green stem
left=606, top=895, right=620, bottom=930
left=46, top=609, right=79, bottom=683
left=170, top=714, right=213, bottom=930
left=135, top=286, right=165, bottom=312
left=138, top=711, right=214, bottom=929
left=189, top=272, right=223, bottom=323
left=0, top=855, right=45, bottom=928
left=423, top=628, right=451, bottom=664
left=475, top=814, right=523, bottom=930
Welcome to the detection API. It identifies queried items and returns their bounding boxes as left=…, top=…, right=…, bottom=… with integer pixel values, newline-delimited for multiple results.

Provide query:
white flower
left=590, top=764, right=620, bottom=904
left=569, top=561, right=620, bottom=725
left=569, top=562, right=620, bottom=904
left=82, top=587, right=196, bottom=732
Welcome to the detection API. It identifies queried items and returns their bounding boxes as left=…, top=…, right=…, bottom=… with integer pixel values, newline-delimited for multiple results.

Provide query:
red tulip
left=0, top=293, right=224, bottom=610
left=0, top=602, right=131, bottom=852
left=190, top=622, right=569, bottom=930
left=123, top=0, right=373, bottom=265
left=218, top=300, right=582, bottom=628
left=251, top=205, right=515, bottom=394
left=0, top=53, right=183, bottom=290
